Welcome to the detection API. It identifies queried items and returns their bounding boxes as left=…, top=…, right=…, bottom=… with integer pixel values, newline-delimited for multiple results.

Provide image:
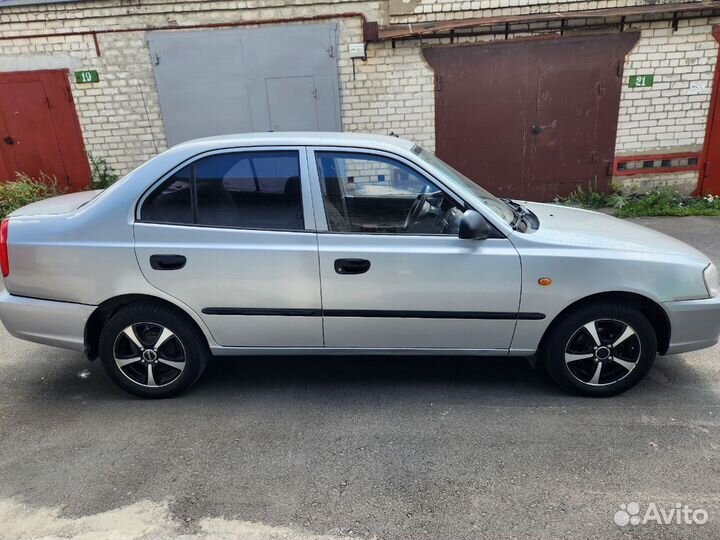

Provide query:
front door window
left=314, top=151, right=464, bottom=235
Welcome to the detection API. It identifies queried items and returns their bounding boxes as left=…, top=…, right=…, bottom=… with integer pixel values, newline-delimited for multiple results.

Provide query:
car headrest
left=284, top=176, right=301, bottom=197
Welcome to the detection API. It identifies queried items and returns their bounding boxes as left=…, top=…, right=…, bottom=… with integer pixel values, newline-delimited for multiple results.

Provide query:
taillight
left=0, top=219, right=9, bottom=278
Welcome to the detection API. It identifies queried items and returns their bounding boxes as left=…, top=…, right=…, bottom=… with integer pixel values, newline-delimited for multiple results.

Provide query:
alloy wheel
left=564, top=318, right=641, bottom=386
left=113, top=322, right=186, bottom=388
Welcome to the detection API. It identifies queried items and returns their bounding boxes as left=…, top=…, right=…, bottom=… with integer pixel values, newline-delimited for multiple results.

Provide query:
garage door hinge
left=45, top=96, right=52, bottom=109
left=616, top=60, right=623, bottom=78
left=590, top=151, right=598, bottom=164
left=434, top=74, right=442, bottom=92
left=327, top=44, right=335, bottom=58
left=597, top=84, right=606, bottom=96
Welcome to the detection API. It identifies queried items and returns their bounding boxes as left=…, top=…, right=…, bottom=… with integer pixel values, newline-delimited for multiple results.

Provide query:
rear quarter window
left=140, top=168, right=193, bottom=224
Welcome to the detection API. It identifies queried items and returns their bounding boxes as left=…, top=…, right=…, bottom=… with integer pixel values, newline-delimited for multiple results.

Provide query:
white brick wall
left=616, top=18, right=720, bottom=153
left=0, top=0, right=717, bottom=194
left=614, top=171, right=701, bottom=194
left=76, top=33, right=168, bottom=173
left=338, top=33, right=437, bottom=150
left=391, top=0, right=708, bottom=22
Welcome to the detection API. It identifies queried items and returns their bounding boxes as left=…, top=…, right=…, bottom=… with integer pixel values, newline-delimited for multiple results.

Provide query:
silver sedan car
left=1, top=133, right=719, bottom=398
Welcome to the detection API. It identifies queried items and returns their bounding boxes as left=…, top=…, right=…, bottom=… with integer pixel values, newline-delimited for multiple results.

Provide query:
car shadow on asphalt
left=202, top=354, right=549, bottom=393
left=34, top=353, right=561, bottom=402
left=183, top=352, right=710, bottom=404
left=15, top=347, right=712, bottom=405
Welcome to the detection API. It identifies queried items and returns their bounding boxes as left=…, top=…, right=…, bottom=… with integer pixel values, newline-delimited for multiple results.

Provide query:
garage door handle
left=334, top=258, right=371, bottom=275
left=150, top=254, right=186, bottom=270
left=531, top=121, right=557, bottom=135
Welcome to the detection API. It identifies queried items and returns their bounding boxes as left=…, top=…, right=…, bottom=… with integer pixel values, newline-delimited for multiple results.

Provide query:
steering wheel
left=403, top=185, right=433, bottom=231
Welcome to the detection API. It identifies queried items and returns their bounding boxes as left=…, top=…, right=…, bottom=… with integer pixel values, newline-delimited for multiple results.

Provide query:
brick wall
left=617, top=19, right=719, bottom=153
left=0, top=0, right=718, bottom=194
left=388, top=0, right=706, bottom=20
left=612, top=17, right=720, bottom=192
left=76, top=32, right=168, bottom=174
left=339, top=32, right=437, bottom=151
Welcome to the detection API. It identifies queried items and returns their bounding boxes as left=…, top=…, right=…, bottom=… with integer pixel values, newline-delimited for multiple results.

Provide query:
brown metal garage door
left=424, top=33, right=639, bottom=201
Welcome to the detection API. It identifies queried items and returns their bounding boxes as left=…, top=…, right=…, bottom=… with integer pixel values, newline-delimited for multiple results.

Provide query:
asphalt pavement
left=0, top=216, right=719, bottom=540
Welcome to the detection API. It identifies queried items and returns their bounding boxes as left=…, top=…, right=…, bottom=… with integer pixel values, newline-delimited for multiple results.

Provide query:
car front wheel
left=99, top=303, right=209, bottom=398
left=541, top=303, right=657, bottom=397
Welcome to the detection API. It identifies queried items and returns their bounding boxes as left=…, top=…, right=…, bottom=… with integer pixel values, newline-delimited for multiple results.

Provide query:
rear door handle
left=334, top=258, right=371, bottom=275
left=150, top=254, right=186, bottom=271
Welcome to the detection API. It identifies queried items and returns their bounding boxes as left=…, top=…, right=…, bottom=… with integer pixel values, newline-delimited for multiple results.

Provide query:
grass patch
left=615, top=190, right=720, bottom=218
left=0, top=173, right=65, bottom=220
left=89, top=153, right=118, bottom=189
left=557, top=184, right=720, bottom=218
left=0, top=155, right=118, bottom=219
left=557, top=183, right=613, bottom=209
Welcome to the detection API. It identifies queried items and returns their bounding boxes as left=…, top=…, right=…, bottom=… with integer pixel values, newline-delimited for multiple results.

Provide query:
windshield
left=412, top=145, right=515, bottom=225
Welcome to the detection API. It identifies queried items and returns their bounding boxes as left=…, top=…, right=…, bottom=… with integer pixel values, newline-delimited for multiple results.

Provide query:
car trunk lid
left=8, top=190, right=103, bottom=217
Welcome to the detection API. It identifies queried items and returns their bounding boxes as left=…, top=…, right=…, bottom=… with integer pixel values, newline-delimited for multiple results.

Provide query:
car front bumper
left=663, top=295, right=720, bottom=355
left=0, top=290, right=95, bottom=352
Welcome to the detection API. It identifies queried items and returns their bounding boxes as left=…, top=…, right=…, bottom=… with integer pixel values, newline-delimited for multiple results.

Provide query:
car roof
left=172, top=131, right=417, bottom=152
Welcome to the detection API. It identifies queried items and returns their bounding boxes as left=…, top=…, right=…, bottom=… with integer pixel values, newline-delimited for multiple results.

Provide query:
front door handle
left=334, top=258, right=371, bottom=275
left=150, top=254, right=186, bottom=271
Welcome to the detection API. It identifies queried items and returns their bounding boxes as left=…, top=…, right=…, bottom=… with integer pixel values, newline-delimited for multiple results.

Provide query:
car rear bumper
left=664, top=296, right=720, bottom=355
left=0, top=290, right=95, bottom=352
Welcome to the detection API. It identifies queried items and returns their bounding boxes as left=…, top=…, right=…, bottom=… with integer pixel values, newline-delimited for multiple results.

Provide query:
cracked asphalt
left=0, top=216, right=719, bottom=539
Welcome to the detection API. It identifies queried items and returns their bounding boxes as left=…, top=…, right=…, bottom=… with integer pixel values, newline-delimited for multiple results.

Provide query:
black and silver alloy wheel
left=564, top=319, right=640, bottom=386
left=100, top=303, right=209, bottom=398
left=542, top=303, right=657, bottom=397
left=113, top=323, right=187, bottom=388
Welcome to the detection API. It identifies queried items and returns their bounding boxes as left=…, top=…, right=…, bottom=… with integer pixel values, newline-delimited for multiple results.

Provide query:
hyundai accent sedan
left=1, top=132, right=719, bottom=398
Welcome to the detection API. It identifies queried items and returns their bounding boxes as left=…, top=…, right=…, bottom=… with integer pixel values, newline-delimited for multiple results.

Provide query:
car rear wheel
left=99, top=303, right=209, bottom=398
left=541, top=303, right=657, bottom=397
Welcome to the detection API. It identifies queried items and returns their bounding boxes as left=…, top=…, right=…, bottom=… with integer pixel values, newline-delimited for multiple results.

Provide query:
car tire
left=541, top=302, right=657, bottom=397
left=99, top=303, right=209, bottom=398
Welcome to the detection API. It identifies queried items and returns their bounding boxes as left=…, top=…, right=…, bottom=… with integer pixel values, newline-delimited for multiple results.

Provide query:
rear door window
left=141, top=150, right=304, bottom=230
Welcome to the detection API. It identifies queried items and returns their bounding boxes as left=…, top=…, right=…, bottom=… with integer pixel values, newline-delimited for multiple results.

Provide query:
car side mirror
left=458, top=210, right=490, bottom=240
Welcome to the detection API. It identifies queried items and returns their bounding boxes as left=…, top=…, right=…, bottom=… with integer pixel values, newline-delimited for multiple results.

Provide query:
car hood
left=522, top=202, right=709, bottom=262
left=9, top=190, right=102, bottom=217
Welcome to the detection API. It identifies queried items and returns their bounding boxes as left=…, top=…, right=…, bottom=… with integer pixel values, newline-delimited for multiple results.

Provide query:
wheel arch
left=84, top=294, right=211, bottom=359
left=538, top=291, right=671, bottom=355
